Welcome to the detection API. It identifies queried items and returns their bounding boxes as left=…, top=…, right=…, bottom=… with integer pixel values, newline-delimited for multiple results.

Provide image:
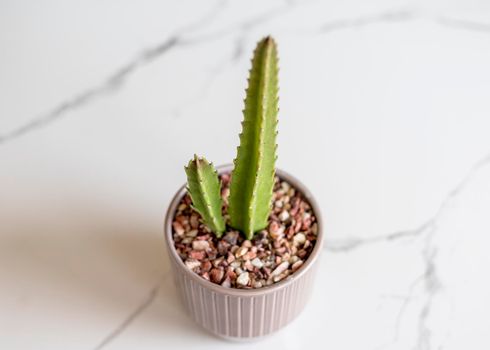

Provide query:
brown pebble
left=242, top=251, right=257, bottom=260
left=201, top=260, right=212, bottom=272
left=217, top=241, right=230, bottom=255
left=297, top=249, right=307, bottom=259
left=227, top=252, right=235, bottom=263
left=223, top=231, right=239, bottom=245
left=242, top=240, right=252, bottom=248
left=235, top=246, right=248, bottom=258
left=190, top=215, right=199, bottom=229
left=243, top=260, right=254, bottom=271
left=226, top=269, right=237, bottom=280
left=212, top=256, right=224, bottom=267
left=210, top=268, right=224, bottom=283
left=173, top=222, right=185, bottom=236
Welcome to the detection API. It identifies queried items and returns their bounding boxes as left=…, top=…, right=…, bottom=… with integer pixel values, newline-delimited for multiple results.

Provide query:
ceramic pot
left=164, top=165, right=323, bottom=340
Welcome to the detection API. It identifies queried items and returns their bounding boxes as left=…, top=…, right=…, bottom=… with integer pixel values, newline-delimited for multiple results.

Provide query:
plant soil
left=172, top=173, right=318, bottom=289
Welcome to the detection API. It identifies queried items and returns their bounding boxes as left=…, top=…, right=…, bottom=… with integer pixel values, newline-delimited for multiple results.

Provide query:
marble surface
left=2, top=0, right=490, bottom=349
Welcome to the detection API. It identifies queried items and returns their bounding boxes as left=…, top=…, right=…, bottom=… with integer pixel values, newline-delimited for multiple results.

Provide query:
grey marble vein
left=318, top=9, right=416, bottom=34
left=325, top=153, right=490, bottom=254
left=0, top=37, right=179, bottom=146
left=0, top=1, right=301, bottom=146
left=0, top=0, right=226, bottom=146
left=437, top=17, right=490, bottom=33
left=316, top=8, right=490, bottom=38
left=92, top=280, right=163, bottom=350
left=413, top=154, right=490, bottom=349
left=4, top=2, right=490, bottom=146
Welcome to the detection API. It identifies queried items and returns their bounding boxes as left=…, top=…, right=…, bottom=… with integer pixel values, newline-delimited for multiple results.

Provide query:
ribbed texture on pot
left=169, top=255, right=319, bottom=339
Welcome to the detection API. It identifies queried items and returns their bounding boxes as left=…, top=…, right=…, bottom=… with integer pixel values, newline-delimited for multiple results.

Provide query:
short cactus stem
left=184, top=155, right=225, bottom=236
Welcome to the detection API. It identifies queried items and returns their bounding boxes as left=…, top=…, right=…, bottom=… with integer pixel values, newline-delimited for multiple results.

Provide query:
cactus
left=183, top=36, right=279, bottom=239
left=184, top=155, right=225, bottom=236
left=228, top=36, right=279, bottom=239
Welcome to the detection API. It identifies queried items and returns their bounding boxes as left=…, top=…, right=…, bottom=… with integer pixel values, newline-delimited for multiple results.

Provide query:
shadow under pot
left=164, top=165, right=324, bottom=340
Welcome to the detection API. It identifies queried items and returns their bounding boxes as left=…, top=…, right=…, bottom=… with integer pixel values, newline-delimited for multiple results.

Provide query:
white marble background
left=1, top=0, right=490, bottom=349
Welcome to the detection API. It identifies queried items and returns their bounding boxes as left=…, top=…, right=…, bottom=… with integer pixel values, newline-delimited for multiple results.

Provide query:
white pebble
left=251, top=257, right=264, bottom=269
left=185, top=259, right=201, bottom=270
left=230, top=261, right=241, bottom=268
left=281, top=181, right=291, bottom=191
left=293, top=233, right=306, bottom=246
left=235, top=246, right=248, bottom=258
left=236, top=272, right=250, bottom=286
left=292, top=260, right=304, bottom=272
left=279, top=210, right=290, bottom=222
left=271, top=261, right=289, bottom=276
left=192, top=240, right=209, bottom=251
left=270, top=226, right=285, bottom=239
left=186, top=229, right=198, bottom=237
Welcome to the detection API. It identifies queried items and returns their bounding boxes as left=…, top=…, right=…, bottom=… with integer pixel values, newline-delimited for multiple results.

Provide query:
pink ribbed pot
left=164, top=165, right=323, bottom=340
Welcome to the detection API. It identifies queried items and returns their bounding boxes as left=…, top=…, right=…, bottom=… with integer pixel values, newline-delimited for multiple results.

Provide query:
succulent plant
left=184, top=155, right=225, bottom=236
left=184, top=36, right=279, bottom=240
left=228, top=37, right=278, bottom=239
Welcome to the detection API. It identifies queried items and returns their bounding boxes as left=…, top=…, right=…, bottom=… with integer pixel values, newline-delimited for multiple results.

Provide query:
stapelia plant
left=184, top=36, right=279, bottom=240
left=184, top=155, right=226, bottom=237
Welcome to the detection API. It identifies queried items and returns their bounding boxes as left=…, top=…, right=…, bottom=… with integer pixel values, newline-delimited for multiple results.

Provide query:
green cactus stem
left=185, top=155, right=225, bottom=236
left=228, top=36, right=279, bottom=239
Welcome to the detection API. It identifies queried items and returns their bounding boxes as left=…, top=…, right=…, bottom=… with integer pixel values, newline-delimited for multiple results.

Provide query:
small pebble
left=293, top=233, right=306, bottom=246
left=189, top=215, right=199, bottom=229
left=235, top=246, right=248, bottom=258
left=221, top=276, right=231, bottom=288
left=271, top=261, right=289, bottom=276
left=173, top=222, right=185, bottom=236
left=192, top=240, right=209, bottom=251
left=251, top=257, right=264, bottom=269
left=281, top=181, right=291, bottom=191
left=244, top=260, right=254, bottom=271
left=236, top=272, right=250, bottom=286
left=223, top=231, right=239, bottom=245
left=185, top=259, right=201, bottom=270
left=291, top=260, right=303, bottom=272
left=186, top=229, right=198, bottom=238
left=279, top=210, right=290, bottom=222
left=188, top=250, right=206, bottom=260
left=210, top=268, right=224, bottom=283
left=178, top=203, right=187, bottom=211
left=242, top=251, right=257, bottom=260
left=242, top=240, right=252, bottom=248
left=230, top=261, right=241, bottom=268
left=201, top=260, right=212, bottom=272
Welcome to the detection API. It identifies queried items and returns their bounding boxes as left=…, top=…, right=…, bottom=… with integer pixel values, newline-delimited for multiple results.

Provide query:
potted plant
left=164, top=36, right=323, bottom=339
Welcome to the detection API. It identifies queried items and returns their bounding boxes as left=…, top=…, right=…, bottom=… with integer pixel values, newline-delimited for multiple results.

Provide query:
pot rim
left=164, top=164, right=324, bottom=297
